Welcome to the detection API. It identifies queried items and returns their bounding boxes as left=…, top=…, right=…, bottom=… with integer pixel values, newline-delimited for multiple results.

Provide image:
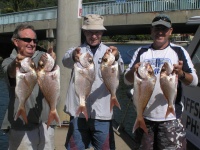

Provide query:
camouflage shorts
left=132, top=118, right=186, bottom=150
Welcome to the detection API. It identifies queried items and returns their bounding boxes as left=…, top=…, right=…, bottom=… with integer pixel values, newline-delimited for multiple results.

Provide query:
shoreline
left=103, top=40, right=189, bottom=47
left=102, top=40, right=153, bottom=45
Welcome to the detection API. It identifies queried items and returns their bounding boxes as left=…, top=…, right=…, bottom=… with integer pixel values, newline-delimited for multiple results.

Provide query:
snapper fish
left=133, top=62, right=156, bottom=134
left=160, top=62, right=178, bottom=118
left=37, top=53, right=61, bottom=128
left=74, top=52, right=95, bottom=121
left=15, top=57, right=37, bottom=124
left=101, top=50, right=121, bottom=111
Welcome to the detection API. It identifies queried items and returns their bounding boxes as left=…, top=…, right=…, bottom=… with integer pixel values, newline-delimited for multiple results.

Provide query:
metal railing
left=0, top=0, right=199, bottom=25
left=82, top=0, right=200, bottom=15
left=0, top=7, right=57, bottom=25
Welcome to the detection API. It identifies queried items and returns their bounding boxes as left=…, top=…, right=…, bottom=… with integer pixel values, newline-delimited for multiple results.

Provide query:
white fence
left=0, top=0, right=199, bottom=25
left=82, top=0, right=200, bottom=15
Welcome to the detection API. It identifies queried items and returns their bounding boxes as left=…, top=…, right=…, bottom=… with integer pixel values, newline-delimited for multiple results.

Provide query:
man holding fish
left=1, top=24, right=58, bottom=149
left=62, top=14, right=124, bottom=149
left=124, top=14, right=198, bottom=149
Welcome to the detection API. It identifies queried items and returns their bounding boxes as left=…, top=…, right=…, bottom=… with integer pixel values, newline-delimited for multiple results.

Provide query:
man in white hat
left=62, top=14, right=124, bottom=149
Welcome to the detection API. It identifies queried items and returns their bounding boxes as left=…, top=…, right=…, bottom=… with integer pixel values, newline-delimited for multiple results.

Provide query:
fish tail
left=165, top=105, right=176, bottom=119
left=47, top=109, right=61, bottom=129
left=132, top=117, right=148, bottom=135
left=76, top=106, right=88, bottom=121
left=110, top=97, right=121, bottom=112
left=14, top=107, right=28, bottom=124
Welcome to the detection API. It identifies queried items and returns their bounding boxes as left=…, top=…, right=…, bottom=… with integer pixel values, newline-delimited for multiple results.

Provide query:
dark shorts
left=132, top=118, right=186, bottom=150
left=65, top=117, right=115, bottom=150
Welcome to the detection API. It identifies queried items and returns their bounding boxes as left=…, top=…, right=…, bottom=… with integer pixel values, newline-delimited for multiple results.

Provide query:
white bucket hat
left=82, top=14, right=106, bottom=31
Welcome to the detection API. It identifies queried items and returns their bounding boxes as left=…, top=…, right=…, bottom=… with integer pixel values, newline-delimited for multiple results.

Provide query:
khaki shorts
left=8, top=123, right=55, bottom=150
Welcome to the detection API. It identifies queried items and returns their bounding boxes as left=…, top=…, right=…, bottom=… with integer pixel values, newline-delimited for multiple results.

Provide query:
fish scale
left=37, top=53, right=61, bottom=128
left=160, top=62, right=177, bottom=119
left=15, top=57, right=37, bottom=124
left=133, top=62, right=156, bottom=134
left=101, top=51, right=121, bottom=111
left=74, top=52, right=95, bottom=121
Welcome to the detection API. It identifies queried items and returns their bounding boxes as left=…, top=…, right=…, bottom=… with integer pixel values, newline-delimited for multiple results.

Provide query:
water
left=0, top=43, right=144, bottom=148
left=106, top=43, right=146, bottom=64
left=0, top=64, right=9, bottom=150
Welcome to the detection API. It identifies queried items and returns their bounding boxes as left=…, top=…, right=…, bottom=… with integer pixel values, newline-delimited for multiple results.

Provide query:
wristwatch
left=179, top=71, right=185, bottom=80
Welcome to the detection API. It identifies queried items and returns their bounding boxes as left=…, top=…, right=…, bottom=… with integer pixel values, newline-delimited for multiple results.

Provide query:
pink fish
left=160, top=62, right=177, bottom=118
left=15, top=57, right=37, bottom=124
left=133, top=62, right=156, bottom=134
left=101, top=51, right=121, bottom=111
left=74, top=52, right=95, bottom=121
left=37, top=53, right=61, bottom=128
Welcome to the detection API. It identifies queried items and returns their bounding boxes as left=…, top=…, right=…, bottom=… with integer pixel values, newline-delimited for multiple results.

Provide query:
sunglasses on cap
left=18, top=37, right=38, bottom=44
left=152, top=16, right=171, bottom=23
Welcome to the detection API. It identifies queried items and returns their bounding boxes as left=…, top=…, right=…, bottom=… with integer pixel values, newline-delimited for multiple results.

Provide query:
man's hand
left=15, top=54, right=26, bottom=68
left=124, top=62, right=141, bottom=83
left=173, top=61, right=184, bottom=77
left=8, top=54, right=26, bottom=78
left=72, top=47, right=81, bottom=62
left=47, top=48, right=56, bottom=60
left=108, top=46, right=119, bottom=61
left=131, top=62, right=141, bottom=74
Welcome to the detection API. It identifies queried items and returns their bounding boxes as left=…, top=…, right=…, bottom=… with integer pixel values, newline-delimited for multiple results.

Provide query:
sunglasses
left=152, top=16, right=171, bottom=23
left=85, top=31, right=103, bottom=35
left=18, top=38, right=38, bottom=44
left=152, top=26, right=170, bottom=31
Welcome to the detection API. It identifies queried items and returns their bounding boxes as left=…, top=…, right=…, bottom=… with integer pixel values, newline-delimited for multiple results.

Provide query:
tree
left=0, top=0, right=57, bottom=14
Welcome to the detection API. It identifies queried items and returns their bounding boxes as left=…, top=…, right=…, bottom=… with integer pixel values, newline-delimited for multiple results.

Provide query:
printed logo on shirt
left=144, top=58, right=172, bottom=75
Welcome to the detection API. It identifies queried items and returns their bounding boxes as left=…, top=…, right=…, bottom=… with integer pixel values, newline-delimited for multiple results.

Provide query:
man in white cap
left=124, top=14, right=198, bottom=149
left=62, top=14, right=124, bottom=149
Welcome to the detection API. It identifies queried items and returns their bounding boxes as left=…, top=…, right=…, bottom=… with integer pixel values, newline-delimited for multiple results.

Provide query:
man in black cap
left=124, top=14, right=198, bottom=149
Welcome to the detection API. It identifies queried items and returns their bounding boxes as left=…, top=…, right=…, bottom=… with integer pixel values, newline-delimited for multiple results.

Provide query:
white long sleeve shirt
left=62, top=42, right=124, bottom=120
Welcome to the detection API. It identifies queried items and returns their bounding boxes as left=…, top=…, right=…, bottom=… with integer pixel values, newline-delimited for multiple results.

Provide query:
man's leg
left=38, top=123, right=55, bottom=150
left=65, top=117, right=91, bottom=150
left=157, top=120, right=177, bottom=150
left=90, top=119, right=115, bottom=150
left=8, top=128, right=39, bottom=150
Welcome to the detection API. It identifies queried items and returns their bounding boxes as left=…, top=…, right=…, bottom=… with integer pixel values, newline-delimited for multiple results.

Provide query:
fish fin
left=14, top=106, right=28, bottom=124
left=110, top=97, right=121, bottom=112
left=46, top=109, right=61, bottom=129
left=165, top=105, right=176, bottom=119
left=132, top=117, right=148, bottom=135
left=76, top=106, right=88, bottom=121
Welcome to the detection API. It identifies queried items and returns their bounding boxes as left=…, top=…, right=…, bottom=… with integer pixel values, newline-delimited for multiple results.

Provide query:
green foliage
left=0, top=0, right=57, bottom=14
left=135, top=34, right=151, bottom=40
left=102, top=34, right=151, bottom=42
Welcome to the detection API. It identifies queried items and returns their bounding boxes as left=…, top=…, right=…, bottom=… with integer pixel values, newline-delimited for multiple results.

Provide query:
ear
left=83, top=30, right=87, bottom=36
left=169, top=28, right=173, bottom=35
left=13, top=39, right=18, bottom=47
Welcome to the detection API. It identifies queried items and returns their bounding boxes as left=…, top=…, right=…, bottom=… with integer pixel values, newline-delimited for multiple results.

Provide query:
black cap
left=152, top=14, right=171, bottom=28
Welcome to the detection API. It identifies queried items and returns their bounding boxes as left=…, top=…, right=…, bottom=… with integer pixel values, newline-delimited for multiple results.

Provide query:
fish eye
left=31, top=62, right=35, bottom=66
left=103, top=58, right=107, bottom=62
left=39, top=61, right=44, bottom=66
left=88, top=59, right=93, bottom=63
left=161, top=68, right=166, bottom=72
